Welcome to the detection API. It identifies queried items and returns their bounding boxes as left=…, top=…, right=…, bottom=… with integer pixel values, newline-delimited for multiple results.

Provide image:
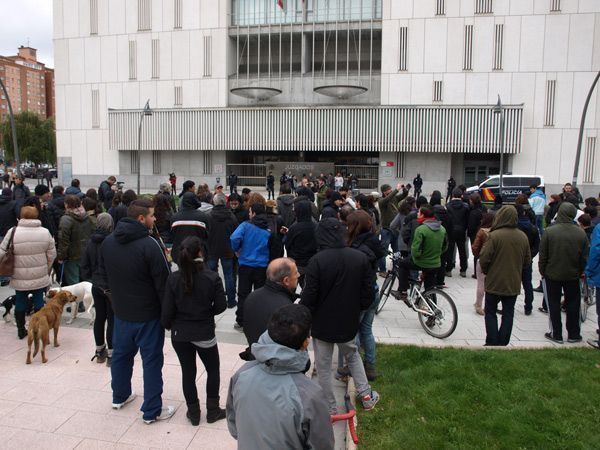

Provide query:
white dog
left=54, top=282, right=95, bottom=325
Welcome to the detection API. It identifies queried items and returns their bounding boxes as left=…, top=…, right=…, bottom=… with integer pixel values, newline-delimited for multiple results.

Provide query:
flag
left=277, top=0, right=284, bottom=9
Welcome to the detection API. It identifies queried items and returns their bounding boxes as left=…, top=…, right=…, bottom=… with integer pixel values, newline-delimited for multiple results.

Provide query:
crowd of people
left=0, top=171, right=599, bottom=447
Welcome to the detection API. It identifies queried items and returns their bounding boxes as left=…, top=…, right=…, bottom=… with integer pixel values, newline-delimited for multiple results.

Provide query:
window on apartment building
left=174, top=0, right=182, bottom=29
left=203, top=151, right=212, bottom=175
left=544, top=79, right=556, bottom=127
left=138, top=0, right=152, bottom=31
left=203, top=36, right=212, bottom=77
left=433, top=80, right=443, bottom=102
left=463, top=25, right=473, bottom=70
left=151, top=39, right=160, bottom=79
left=130, top=151, right=139, bottom=174
left=493, top=24, right=504, bottom=70
left=174, top=86, right=182, bottom=107
left=129, top=41, right=137, bottom=80
left=583, top=137, right=597, bottom=183
left=399, top=26, right=408, bottom=71
left=91, top=89, right=100, bottom=128
left=152, top=151, right=161, bottom=174
left=475, top=0, right=493, bottom=14
left=436, top=0, right=445, bottom=16
left=550, top=0, right=561, bottom=12
left=396, top=152, right=406, bottom=178
left=90, top=0, right=98, bottom=35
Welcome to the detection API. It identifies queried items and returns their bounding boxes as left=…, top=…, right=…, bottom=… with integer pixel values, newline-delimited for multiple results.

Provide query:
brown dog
left=26, top=290, right=77, bottom=364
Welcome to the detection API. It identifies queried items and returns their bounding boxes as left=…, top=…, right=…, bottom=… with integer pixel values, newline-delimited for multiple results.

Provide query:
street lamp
left=572, top=70, right=600, bottom=189
left=493, top=95, right=505, bottom=196
left=0, top=78, right=22, bottom=177
left=137, top=99, right=153, bottom=195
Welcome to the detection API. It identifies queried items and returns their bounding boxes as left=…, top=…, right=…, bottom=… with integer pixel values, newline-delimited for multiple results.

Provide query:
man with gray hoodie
left=227, top=304, right=334, bottom=450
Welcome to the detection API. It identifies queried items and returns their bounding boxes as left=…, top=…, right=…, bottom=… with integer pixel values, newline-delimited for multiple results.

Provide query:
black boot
left=186, top=401, right=201, bottom=426
left=206, top=397, right=226, bottom=423
left=15, top=311, right=27, bottom=340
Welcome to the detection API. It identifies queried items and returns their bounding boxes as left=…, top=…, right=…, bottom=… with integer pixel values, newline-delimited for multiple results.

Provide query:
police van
left=465, top=175, right=545, bottom=203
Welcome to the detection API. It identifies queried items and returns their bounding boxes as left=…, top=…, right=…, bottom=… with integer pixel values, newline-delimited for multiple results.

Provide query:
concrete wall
left=378, top=152, right=452, bottom=195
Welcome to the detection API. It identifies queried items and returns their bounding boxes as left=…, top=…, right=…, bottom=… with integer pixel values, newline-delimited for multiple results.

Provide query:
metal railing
left=334, top=164, right=378, bottom=189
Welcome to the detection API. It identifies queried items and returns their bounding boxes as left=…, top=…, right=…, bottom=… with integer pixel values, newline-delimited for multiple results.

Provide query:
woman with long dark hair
left=161, top=236, right=227, bottom=426
left=153, top=193, right=173, bottom=245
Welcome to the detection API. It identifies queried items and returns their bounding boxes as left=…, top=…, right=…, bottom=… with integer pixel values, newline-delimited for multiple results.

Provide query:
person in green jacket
left=539, top=202, right=589, bottom=344
left=316, top=178, right=328, bottom=213
left=396, top=205, right=447, bottom=297
left=479, top=206, right=531, bottom=346
left=57, top=195, right=95, bottom=285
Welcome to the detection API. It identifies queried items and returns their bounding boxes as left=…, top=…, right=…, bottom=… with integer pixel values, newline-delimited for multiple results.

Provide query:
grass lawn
left=357, top=345, right=600, bottom=449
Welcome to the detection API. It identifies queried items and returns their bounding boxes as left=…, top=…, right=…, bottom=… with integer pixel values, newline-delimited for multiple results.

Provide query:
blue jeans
left=15, top=288, right=45, bottom=312
left=356, top=283, right=380, bottom=365
left=112, top=318, right=164, bottom=421
left=522, top=263, right=534, bottom=312
left=378, top=228, right=397, bottom=272
left=208, top=257, right=236, bottom=306
left=536, top=215, right=545, bottom=237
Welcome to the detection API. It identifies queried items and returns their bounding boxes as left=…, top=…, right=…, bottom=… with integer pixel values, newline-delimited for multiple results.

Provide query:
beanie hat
left=96, top=212, right=114, bottom=233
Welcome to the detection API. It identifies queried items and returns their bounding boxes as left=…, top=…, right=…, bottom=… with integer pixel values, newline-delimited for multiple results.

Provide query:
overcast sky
left=0, top=0, right=53, bottom=67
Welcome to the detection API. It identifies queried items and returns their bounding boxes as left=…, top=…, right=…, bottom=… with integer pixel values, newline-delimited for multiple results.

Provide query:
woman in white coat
left=0, top=206, right=56, bottom=339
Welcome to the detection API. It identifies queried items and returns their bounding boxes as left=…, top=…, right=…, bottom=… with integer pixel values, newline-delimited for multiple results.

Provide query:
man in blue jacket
left=586, top=224, right=600, bottom=349
left=528, top=184, right=546, bottom=236
left=99, top=198, right=173, bottom=424
left=230, top=202, right=272, bottom=331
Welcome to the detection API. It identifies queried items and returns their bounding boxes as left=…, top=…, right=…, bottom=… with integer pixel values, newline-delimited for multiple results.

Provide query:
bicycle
left=376, top=252, right=458, bottom=339
left=580, top=275, right=596, bottom=323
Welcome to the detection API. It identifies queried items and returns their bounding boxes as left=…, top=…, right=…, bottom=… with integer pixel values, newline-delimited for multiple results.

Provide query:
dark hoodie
left=80, top=229, right=111, bottom=288
left=350, top=231, right=386, bottom=281
left=479, top=206, right=532, bottom=296
left=170, top=192, right=211, bottom=264
left=320, top=200, right=339, bottom=220
left=207, top=204, right=238, bottom=259
left=284, top=201, right=318, bottom=267
left=300, top=219, right=373, bottom=343
left=539, top=202, right=589, bottom=281
left=446, top=198, right=470, bottom=239
left=98, top=218, right=171, bottom=322
left=517, top=213, right=540, bottom=258
left=46, top=194, right=66, bottom=232
left=277, top=194, right=296, bottom=228
left=0, top=192, right=17, bottom=237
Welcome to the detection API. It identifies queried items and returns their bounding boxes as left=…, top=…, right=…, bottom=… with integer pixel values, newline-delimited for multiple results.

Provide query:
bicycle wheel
left=417, top=288, right=458, bottom=339
left=376, top=273, right=395, bottom=315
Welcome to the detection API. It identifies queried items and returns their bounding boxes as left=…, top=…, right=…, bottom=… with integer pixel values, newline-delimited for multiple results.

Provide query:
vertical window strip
left=544, top=80, right=556, bottom=127
left=91, top=89, right=100, bottom=128
left=396, top=152, right=406, bottom=178
left=583, top=137, right=596, bottom=183
left=174, top=0, right=182, bottom=29
left=129, top=41, right=137, bottom=80
left=433, top=81, right=443, bottom=102
left=131, top=151, right=139, bottom=174
left=463, top=25, right=473, bottom=70
left=475, top=0, right=493, bottom=14
left=152, top=39, right=160, bottom=79
left=174, top=86, right=182, bottom=106
left=398, top=27, right=408, bottom=71
left=436, top=0, right=445, bottom=16
left=90, top=0, right=98, bottom=35
left=152, top=150, right=161, bottom=175
left=550, top=0, right=561, bottom=12
left=138, top=0, right=151, bottom=31
left=493, top=24, right=504, bottom=70
left=203, top=151, right=212, bottom=175
left=204, top=36, right=212, bottom=77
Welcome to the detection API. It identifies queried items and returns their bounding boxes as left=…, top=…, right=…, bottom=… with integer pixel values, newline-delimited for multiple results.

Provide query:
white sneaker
left=143, top=406, right=175, bottom=424
left=112, top=391, right=136, bottom=410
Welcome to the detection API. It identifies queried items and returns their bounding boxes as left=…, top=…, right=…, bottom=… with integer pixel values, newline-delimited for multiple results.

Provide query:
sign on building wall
left=266, top=162, right=335, bottom=179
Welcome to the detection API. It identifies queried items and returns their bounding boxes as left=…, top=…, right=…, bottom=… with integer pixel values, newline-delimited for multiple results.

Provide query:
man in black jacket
left=284, top=200, right=317, bottom=286
left=98, top=199, right=173, bottom=424
left=276, top=184, right=296, bottom=228
left=170, top=192, right=210, bottom=264
left=229, top=193, right=249, bottom=224
left=320, top=191, right=345, bottom=220
left=240, top=258, right=299, bottom=360
left=300, top=219, right=379, bottom=414
left=98, top=176, right=116, bottom=211
left=208, top=193, right=238, bottom=308
left=445, top=188, right=470, bottom=278
left=46, top=185, right=66, bottom=233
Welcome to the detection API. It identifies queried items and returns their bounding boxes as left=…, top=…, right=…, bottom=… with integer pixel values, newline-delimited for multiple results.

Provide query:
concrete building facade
left=53, top=0, right=600, bottom=196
